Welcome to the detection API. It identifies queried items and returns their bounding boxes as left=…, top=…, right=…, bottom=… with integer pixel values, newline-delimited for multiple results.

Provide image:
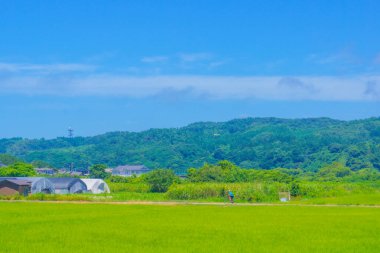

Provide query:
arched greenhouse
left=19, top=177, right=55, bottom=194
left=49, top=178, right=87, bottom=194
left=82, top=179, right=110, bottom=194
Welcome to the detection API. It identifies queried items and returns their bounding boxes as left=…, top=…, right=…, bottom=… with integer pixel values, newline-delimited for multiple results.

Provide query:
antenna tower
left=68, top=127, right=74, bottom=138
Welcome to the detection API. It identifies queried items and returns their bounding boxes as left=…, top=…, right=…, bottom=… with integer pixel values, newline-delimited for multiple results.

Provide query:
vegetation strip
left=1, top=199, right=379, bottom=208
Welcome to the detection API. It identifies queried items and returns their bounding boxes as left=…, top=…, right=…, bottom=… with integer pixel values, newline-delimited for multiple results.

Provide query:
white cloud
left=1, top=73, right=380, bottom=101
left=364, top=81, right=380, bottom=99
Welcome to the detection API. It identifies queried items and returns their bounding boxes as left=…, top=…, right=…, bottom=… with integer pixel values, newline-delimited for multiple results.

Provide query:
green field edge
left=1, top=199, right=379, bottom=208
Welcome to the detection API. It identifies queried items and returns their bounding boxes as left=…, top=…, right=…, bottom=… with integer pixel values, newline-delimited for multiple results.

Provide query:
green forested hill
left=1, top=117, right=380, bottom=172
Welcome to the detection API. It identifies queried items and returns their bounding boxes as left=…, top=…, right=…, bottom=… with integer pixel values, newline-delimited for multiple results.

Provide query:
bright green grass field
left=0, top=202, right=379, bottom=253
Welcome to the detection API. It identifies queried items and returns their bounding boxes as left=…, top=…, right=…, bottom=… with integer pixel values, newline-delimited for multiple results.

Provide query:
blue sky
left=1, top=0, right=380, bottom=138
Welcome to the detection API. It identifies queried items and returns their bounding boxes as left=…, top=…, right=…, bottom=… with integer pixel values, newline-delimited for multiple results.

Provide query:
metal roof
left=113, top=165, right=150, bottom=172
left=0, top=179, right=31, bottom=186
left=48, top=178, right=86, bottom=189
left=81, top=179, right=110, bottom=194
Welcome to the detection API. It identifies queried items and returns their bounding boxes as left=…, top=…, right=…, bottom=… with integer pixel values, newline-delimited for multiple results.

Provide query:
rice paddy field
left=0, top=202, right=379, bottom=253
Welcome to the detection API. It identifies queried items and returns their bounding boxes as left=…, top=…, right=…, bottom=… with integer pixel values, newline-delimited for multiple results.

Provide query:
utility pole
left=67, top=127, right=74, bottom=173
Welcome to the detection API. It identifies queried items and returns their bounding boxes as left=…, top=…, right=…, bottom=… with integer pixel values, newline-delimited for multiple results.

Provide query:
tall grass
left=297, top=182, right=379, bottom=198
left=166, top=182, right=288, bottom=202
left=166, top=181, right=380, bottom=202
left=108, top=182, right=151, bottom=193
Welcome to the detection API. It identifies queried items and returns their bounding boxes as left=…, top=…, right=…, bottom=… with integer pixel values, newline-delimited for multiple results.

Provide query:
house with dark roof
left=0, top=163, right=6, bottom=168
left=112, top=165, right=150, bottom=177
left=0, top=179, right=31, bottom=196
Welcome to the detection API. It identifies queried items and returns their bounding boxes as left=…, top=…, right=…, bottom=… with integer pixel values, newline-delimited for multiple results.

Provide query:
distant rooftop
left=112, top=165, right=150, bottom=176
left=113, top=165, right=150, bottom=171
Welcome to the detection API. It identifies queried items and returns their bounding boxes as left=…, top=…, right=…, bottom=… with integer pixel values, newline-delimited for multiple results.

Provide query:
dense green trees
left=89, top=164, right=109, bottom=179
left=186, top=161, right=380, bottom=183
left=0, top=162, right=36, bottom=177
left=0, top=154, right=21, bottom=165
left=317, top=162, right=351, bottom=181
left=0, top=117, right=379, bottom=172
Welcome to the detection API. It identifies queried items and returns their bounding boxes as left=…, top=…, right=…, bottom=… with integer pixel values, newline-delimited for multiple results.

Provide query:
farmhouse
left=112, top=165, right=150, bottom=177
left=49, top=178, right=87, bottom=194
left=82, top=179, right=110, bottom=194
left=70, top=171, right=83, bottom=176
left=0, top=179, right=31, bottom=196
left=57, top=169, right=68, bottom=175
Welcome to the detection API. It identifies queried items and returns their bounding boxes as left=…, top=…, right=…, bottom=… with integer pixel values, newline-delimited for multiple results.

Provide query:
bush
left=144, top=169, right=179, bottom=192
left=290, top=182, right=301, bottom=197
left=89, top=164, right=109, bottom=179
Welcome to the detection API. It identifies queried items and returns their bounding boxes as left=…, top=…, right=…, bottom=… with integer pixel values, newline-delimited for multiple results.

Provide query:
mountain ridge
left=1, top=116, right=380, bottom=172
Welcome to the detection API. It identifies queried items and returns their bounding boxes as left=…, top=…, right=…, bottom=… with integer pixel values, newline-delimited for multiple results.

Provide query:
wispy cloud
left=139, top=52, right=229, bottom=72
left=374, top=53, right=380, bottom=64
left=178, top=53, right=213, bottom=62
left=0, top=62, right=96, bottom=73
left=308, top=47, right=359, bottom=65
left=141, top=56, right=169, bottom=63
left=208, top=60, right=228, bottom=68
left=1, top=72, right=379, bottom=101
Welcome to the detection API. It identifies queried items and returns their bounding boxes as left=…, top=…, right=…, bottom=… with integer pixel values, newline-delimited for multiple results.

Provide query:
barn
left=0, top=179, right=31, bottom=196
left=0, top=177, right=55, bottom=194
left=82, top=179, right=110, bottom=194
left=49, top=178, right=87, bottom=194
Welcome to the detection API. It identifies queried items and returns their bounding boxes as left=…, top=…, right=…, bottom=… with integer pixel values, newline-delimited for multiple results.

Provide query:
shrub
left=89, top=164, right=109, bottom=179
left=290, top=182, right=301, bottom=197
left=108, top=182, right=151, bottom=193
left=144, top=169, right=179, bottom=192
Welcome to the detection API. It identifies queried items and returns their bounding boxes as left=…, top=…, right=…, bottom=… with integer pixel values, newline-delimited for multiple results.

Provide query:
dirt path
left=1, top=200, right=380, bottom=208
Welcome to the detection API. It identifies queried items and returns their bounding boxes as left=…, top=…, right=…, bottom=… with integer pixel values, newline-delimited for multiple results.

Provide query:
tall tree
left=89, top=164, right=109, bottom=179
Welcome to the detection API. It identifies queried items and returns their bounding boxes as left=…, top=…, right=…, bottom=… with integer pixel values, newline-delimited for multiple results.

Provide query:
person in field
left=227, top=190, right=234, bottom=203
